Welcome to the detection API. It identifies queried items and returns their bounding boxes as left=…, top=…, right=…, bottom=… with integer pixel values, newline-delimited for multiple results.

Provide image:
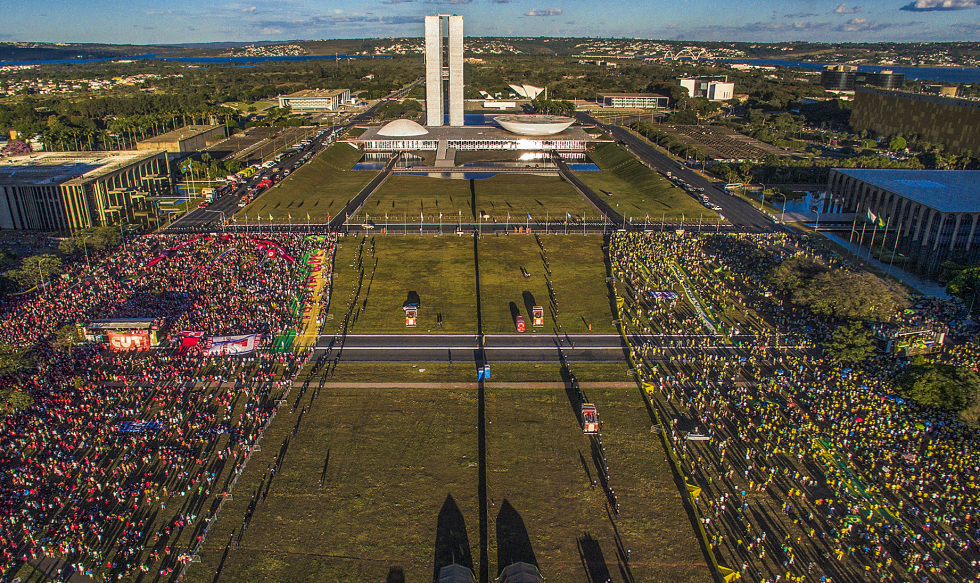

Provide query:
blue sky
left=3, top=0, right=980, bottom=44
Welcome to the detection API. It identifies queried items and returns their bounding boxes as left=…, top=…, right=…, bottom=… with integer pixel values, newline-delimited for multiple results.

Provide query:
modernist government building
left=827, top=169, right=980, bottom=273
left=350, top=14, right=591, bottom=166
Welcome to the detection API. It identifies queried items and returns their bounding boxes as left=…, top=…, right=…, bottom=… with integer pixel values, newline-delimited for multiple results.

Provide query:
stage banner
left=108, top=331, right=150, bottom=352
left=205, top=334, right=260, bottom=356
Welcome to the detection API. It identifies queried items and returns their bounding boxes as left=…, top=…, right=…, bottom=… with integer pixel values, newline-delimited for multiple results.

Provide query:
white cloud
left=901, top=0, right=978, bottom=11
left=833, top=4, right=861, bottom=14
left=525, top=7, right=562, bottom=16
left=241, top=6, right=257, bottom=12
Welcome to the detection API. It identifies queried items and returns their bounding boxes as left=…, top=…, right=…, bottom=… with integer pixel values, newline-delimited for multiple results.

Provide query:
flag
left=527, top=214, right=532, bottom=220
left=306, top=213, right=310, bottom=221
left=288, top=214, right=292, bottom=220
left=566, top=212, right=573, bottom=219
left=232, top=216, right=238, bottom=223
left=867, top=209, right=878, bottom=223
left=269, top=213, right=273, bottom=221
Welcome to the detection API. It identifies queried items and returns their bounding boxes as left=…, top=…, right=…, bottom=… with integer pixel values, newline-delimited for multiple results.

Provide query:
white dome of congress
left=495, top=115, right=575, bottom=136
left=377, top=119, right=430, bottom=137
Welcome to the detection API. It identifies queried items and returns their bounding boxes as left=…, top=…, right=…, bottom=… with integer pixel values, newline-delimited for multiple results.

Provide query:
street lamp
left=773, top=192, right=787, bottom=224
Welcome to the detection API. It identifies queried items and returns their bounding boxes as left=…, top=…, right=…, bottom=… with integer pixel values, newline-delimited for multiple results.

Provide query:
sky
left=3, top=0, right=980, bottom=45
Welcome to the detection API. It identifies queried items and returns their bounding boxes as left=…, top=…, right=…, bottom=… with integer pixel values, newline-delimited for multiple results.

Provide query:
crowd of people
left=611, top=231, right=980, bottom=583
left=0, top=232, right=337, bottom=582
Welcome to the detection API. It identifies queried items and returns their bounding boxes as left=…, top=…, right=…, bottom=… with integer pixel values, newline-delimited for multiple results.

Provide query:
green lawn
left=184, top=388, right=480, bottom=583
left=580, top=143, right=717, bottom=221
left=486, top=387, right=710, bottom=583
left=322, top=234, right=615, bottom=336
left=352, top=174, right=598, bottom=225
left=325, top=235, right=479, bottom=334
left=184, top=386, right=708, bottom=583
left=236, top=144, right=373, bottom=222
left=478, top=235, right=616, bottom=334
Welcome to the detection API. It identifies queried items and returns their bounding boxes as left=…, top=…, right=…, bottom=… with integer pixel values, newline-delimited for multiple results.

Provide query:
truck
left=581, top=404, right=599, bottom=434
left=201, top=187, right=216, bottom=202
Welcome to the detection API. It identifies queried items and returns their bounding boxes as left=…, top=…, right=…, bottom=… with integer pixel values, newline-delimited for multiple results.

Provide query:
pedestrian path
left=669, top=263, right=717, bottom=333
left=822, top=232, right=948, bottom=298
left=293, top=249, right=329, bottom=350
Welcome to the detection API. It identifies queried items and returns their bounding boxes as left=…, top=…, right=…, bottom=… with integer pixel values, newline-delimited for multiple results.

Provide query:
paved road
left=315, top=333, right=628, bottom=363
left=577, top=112, right=778, bottom=232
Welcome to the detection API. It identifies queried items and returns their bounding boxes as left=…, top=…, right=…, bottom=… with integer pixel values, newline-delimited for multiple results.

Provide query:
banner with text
left=205, top=334, right=260, bottom=356
left=108, top=331, right=150, bottom=352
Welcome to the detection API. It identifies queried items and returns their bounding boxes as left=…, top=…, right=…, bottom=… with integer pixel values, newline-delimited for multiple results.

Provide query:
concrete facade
left=424, top=15, right=444, bottom=127
left=424, top=14, right=464, bottom=127
left=0, top=151, right=170, bottom=232
left=827, top=169, right=980, bottom=273
left=448, top=15, right=464, bottom=127
left=599, top=93, right=669, bottom=108
left=677, top=76, right=735, bottom=101
left=850, top=87, right=980, bottom=155
left=136, top=125, right=226, bottom=154
left=277, top=88, right=350, bottom=112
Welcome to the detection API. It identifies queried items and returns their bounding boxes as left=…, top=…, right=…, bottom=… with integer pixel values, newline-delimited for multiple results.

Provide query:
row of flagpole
left=849, top=206, right=903, bottom=269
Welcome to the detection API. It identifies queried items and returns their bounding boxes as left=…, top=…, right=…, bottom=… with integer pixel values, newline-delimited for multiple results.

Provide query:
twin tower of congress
left=424, top=14, right=464, bottom=127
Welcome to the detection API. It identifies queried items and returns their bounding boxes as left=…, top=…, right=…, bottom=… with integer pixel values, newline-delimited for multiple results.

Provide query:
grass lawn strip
left=326, top=235, right=478, bottom=334
left=478, top=235, right=615, bottom=335
left=184, top=388, right=480, bottom=583
left=579, top=143, right=717, bottom=221
left=353, top=174, right=597, bottom=226
left=236, top=144, right=373, bottom=223
left=486, top=387, right=710, bottom=583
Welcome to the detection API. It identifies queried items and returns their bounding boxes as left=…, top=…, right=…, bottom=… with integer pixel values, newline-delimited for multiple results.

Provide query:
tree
left=889, top=135, right=907, bottom=151
left=898, top=363, right=980, bottom=424
left=59, top=226, right=121, bottom=256
left=768, top=256, right=830, bottom=292
left=0, top=343, right=29, bottom=379
left=667, top=109, right=699, bottom=125
left=823, top=323, right=875, bottom=364
left=52, top=324, right=81, bottom=357
left=946, top=266, right=980, bottom=312
left=8, top=254, right=62, bottom=290
left=792, top=270, right=905, bottom=321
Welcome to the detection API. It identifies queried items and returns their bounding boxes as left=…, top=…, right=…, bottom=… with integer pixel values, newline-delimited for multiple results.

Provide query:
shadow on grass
left=509, top=302, right=521, bottom=326
left=577, top=533, right=611, bottom=583
left=522, top=291, right=536, bottom=319
left=496, top=500, right=537, bottom=574
left=433, top=494, right=474, bottom=581
left=386, top=566, right=405, bottom=583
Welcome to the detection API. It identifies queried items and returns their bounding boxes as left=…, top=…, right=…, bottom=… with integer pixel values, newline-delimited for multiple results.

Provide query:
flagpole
left=881, top=215, right=891, bottom=259
left=849, top=214, right=857, bottom=243
left=868, top=218, right=879, bottom=259
left=890, top=220, right=902, bottom=269
left=858, top=220, right=867, bottom=248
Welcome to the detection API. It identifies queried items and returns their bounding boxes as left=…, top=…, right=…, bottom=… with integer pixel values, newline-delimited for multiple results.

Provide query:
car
left=362, top=220, right=376, bottom=229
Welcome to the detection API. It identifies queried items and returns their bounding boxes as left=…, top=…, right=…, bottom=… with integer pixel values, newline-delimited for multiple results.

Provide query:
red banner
left=108, top=331, right=150, bottom=352
left=178, top=331, right=205, bottom=355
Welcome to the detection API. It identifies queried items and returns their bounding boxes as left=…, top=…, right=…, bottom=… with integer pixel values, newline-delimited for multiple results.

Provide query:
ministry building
left=0, top=150, right=170, bottom=232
